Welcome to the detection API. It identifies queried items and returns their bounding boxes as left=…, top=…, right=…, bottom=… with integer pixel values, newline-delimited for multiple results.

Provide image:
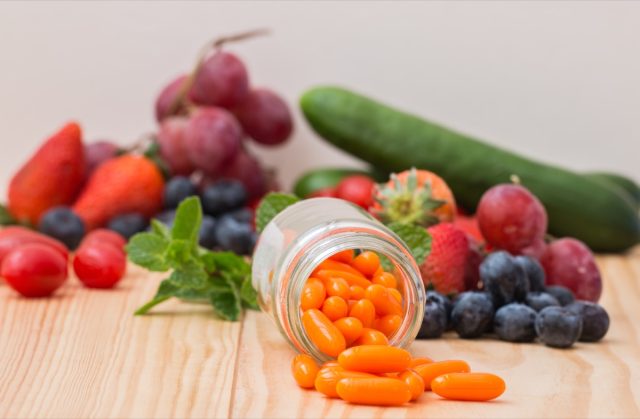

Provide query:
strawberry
left=72, top=155, right=164, bottom=230
left=453, top=214, right=485, bottom=245
left=371, top=168, right=456, bottom=227
left=8, top=122, right=85, bottom=224
left=420, top=223, right=469, bottom=294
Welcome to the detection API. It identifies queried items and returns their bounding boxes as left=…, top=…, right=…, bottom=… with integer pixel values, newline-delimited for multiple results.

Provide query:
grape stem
left=167, top=28, right=271, bottom=116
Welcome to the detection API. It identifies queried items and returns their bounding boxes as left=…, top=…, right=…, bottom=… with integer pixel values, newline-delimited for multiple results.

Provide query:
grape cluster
left=154, top=48, right=293, bottom=201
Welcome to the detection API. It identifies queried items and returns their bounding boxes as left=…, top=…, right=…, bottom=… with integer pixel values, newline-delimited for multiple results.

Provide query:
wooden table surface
left=1, top=250, right=639, bottom=419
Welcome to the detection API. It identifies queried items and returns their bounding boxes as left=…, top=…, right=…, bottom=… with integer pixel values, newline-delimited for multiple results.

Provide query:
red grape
left=74, top=242, right=126, bottom=289
left=234, top=88, right=293, bottom=146
left=1, top=243, right=68, bottom=298
left=308, top=187, right=337, bottom=198
left=157, top=116, right=195, bottom=176
left=518, top=238, right=548, bottom=260
left=189, top=51, right=249, bottom=108
left=85, top=141, right=119, bottom=176
left=81, top=228, right=127, bottom=251
left=335, top=175, right=375, bottom=209
left=477, top=184, right=548, bottom=253
left=541, top=238, right=602, bottom=302
left=185, top=108, right=242, bottom=177
left=155, top=74, right=188, bottom=122
left=219, top=150, right=267, bottom=199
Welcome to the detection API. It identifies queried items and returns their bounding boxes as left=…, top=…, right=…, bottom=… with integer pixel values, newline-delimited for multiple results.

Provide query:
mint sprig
left=127, top=197, right=257, bottom=320
left=255, top=192, right=301, bottom=232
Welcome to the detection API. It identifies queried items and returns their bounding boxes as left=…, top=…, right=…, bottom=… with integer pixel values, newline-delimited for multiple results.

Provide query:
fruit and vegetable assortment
left=0, top=31, right=292, bottom=300
left=290, top=250, right=506, bottom=406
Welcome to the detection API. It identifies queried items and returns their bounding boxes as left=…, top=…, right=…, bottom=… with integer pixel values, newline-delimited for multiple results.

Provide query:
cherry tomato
left=73, top=242, right=126, bottom=289
left=308, top=187, right=337, bottom=198
left=81, top=228, right=127, bottom=250
left=0, top=226, right=68, bottom=265
left=1, top=243, right=68, bottom=297
left=335, top=175, right=375, bottom=209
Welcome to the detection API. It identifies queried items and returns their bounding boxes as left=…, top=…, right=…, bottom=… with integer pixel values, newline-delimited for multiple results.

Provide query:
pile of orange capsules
left=291, top=249, right=506, bottom=406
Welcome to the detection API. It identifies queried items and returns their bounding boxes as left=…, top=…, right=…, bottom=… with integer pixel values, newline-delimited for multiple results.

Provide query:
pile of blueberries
left=417, top=251, right=610, bottom=348
left=149, top=176, right=257, bottom=255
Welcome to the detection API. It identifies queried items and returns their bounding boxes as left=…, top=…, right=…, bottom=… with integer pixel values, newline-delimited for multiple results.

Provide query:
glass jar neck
left=271, top=219, right=426, bottom=362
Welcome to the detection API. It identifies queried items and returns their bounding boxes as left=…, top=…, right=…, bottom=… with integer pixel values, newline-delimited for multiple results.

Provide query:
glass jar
left=252, top=197, right=425, bottom=362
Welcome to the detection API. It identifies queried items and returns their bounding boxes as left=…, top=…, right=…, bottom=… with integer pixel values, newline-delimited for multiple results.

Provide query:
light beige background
left=0, top=1, right=638, bottom=198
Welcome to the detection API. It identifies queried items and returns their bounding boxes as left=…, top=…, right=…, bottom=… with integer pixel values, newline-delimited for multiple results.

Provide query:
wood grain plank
left=0, top=265, right=241, bottom=419
left=230, top=254, right=640, bottom=418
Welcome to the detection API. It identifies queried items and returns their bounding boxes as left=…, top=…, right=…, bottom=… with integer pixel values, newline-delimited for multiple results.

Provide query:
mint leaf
left=165, top=240, right=197, bottom=268
left=0, top=204, right=16, bottom=226
left=240, top=276, right=259, bottom=310
left=151, top=219, right=171, bottom=239
left=170, top=260, right=208, bottom=288
left=134, top=278, right=179, bottom=314
left=126, top=233, right=170, bottom=272
left=171, top=197, right=202, bottom=243
left=210, top=278, right=242, bottom=321
left=387, top=222, right=431, bottom=265
left=255, top=192, right=300, bottom=232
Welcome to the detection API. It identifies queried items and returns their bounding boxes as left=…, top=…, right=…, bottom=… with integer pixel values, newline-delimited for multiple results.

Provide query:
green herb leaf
left=171, top=197, right=202, bottom=243
left=210, top=278, right=242, bottom=321
left=134, top=278, right=180, bottom=315
left=126, top=233, right=170, bottom=272
left=387, top=222, right=432, bottom=265
left=255, top=192, right=300, bottom=232
left=151, top=219, right=171, bottom=239
left=240, top=276, right=259, bottom=310
left=0, top=204, right=16, bottom=226
left=170, top=260, right=208, bottom=288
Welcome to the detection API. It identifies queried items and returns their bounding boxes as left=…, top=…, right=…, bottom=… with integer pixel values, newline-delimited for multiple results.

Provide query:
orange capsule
left=373, top=265, right=384, bottom=277
left=302, top=309, right=346, bottom=357
left=348, top=299, right=376, bottom=328
left=399, top=369, right=425, bottom=401
left=372, top=272, right=398, bottom=289
left=315, top=366, right=376, bottom=398
left=388, top=288, right=403, bottom=304
left=432, top=373, right=506, bottom=401
left=338, top=345, right=411, bottom=373
left=413, top=360, right=471, bottom=391
left=321, top=296, right=349, bottom=321
left=374, top=314, right=402, bottom=337
left=349, top=285, right=365, bottom=300
left=334, top=317, right=364, bottom=345
left=365, top=284, right=403, bottom=316
left=410, top=357, right=434, bottom=368
left=347, top=299, right=357, bottom=311
left=352, top=251, right=381, bottom=277
left=325, top=277, right=350, bottom=300
left=336, top=377, right=411, bottom=406
left=322, top=360, right=340, bottom=368
left=315, top=270, right=372, bottom=289
left=291, top=354, right=320, bottom=389
left=329, top=249, right=355, bottom=264
left=315, top=259, right=365, bottom=277
left=301, top=278, right=326, bottom=311
left=353, top=328, right=389, bottom=346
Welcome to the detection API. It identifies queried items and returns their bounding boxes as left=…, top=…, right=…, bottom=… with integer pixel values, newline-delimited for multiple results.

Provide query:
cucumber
left=300, top=86, right=640, bottom=252
left=585, top=172, right=640, bottom=209
left=293, top=167, right=389, bottom=198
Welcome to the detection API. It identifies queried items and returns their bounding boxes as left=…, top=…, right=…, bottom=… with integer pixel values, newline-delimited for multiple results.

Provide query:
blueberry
left=451, top=292, right=494, bottom=339
left=201, top=180, right=247, bottom=216
left=494, top=303, right=537, bottom=342
left=535, top=306, right=583, bottom=348
left=566, top=301, right=610, bottom=342
left=227, top=207, right=253, bottom=224
left=38, top=206, right=85, bottom=249
left=214, top=215, right=256, bottom=255
left=108, top=213, right=148, bottom=239
left=514, top=255, right=545, bottom=292
left=198, top=216, right=217, bottom=249
left=426, top=290, right=452, bottom=324
left=480, top=251, right=529, bottom=307
left=525, top=292, right=560, bottom=312
left=545, top=285, right=575, bottom=306
left=164, top=176, right=197, bottom=209
left=417, top=294, right=448, bottom=339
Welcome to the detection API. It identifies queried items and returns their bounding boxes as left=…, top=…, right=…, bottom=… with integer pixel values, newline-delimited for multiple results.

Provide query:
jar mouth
left=271, top=218, right=426, bottom=362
